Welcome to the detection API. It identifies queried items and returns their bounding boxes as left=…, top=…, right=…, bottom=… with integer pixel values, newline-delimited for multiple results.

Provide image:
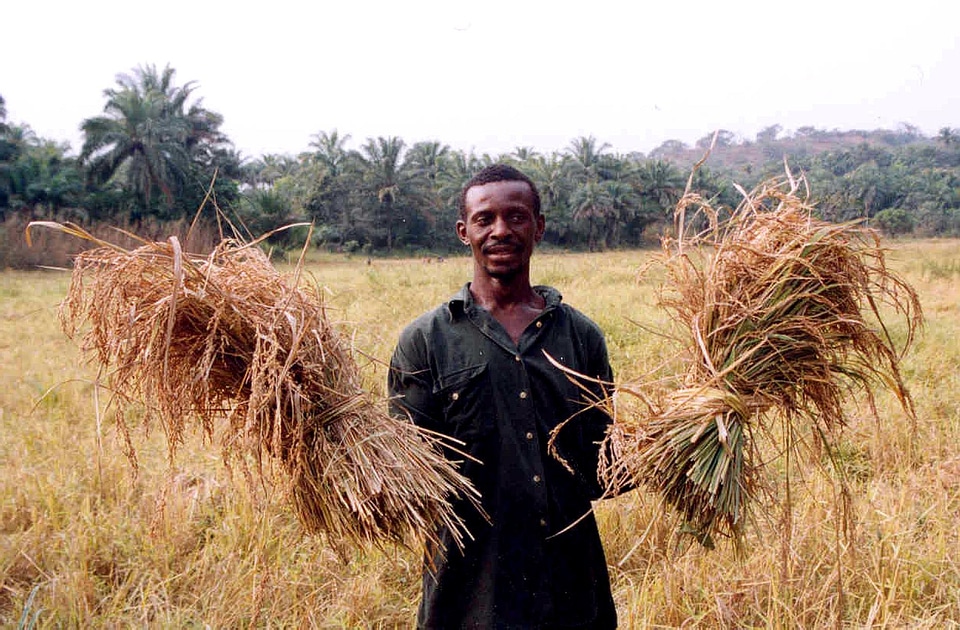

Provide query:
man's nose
left=490, top=216, right=511, bottom=237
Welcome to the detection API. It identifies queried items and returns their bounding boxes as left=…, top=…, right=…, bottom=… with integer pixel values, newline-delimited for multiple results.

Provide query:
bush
left=874, top=207, right=915, bottom=237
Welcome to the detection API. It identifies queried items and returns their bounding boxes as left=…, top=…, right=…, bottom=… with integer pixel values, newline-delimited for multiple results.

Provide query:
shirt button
left=536, top=321, right=543, bottom=328
left=533, top=475, right=541, bottom=483
left=540, top=518, right=547, bottom=527
left=514, top=355, right=521, bottom=362
left=526, top=431, right=534, bottom=440
left=519, top=391, right=528, bottom=399
left=451, top=392, right=459, bottom=401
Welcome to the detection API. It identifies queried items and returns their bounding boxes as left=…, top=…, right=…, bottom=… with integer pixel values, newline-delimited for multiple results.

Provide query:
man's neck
left=469, top=271, right=539, bottom=311
left=469, top=272, right=546, bottom=347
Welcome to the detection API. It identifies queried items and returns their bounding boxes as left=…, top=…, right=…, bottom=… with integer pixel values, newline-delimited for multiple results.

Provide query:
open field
left=2, top=240, right=959, bottom=628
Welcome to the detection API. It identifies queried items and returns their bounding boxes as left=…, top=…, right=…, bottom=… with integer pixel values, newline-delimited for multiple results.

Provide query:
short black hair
left=458, top=163, right=541, bottom=219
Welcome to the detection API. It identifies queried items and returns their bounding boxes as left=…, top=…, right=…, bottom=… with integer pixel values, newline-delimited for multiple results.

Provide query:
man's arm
left=387, top=332, right=441, bottom=434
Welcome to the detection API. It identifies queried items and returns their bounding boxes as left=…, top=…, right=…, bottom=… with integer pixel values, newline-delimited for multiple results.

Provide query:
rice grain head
left=45, top=225, right=480, bottom=551
left=603, top=174, right=922, bottom=551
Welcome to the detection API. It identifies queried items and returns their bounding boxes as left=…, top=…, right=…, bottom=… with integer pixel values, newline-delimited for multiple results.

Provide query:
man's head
left=459, top=164, right=541, bottom=221
left=457, top=164, right=545, bottom=282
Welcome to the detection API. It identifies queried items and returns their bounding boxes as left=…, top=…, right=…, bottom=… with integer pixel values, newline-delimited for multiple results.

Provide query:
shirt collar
left=447, top=283, right=562, bottom=319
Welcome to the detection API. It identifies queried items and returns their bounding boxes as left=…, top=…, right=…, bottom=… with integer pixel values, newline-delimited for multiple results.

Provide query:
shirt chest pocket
left=434, top=363, right=493, bottom=442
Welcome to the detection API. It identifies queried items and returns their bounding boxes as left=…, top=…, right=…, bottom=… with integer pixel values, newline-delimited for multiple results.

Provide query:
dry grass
left=2, top=242, right=958, bottom=627
left=602, top=174, right=923, bottom=552
left=28, top=222, right=478, bottom=553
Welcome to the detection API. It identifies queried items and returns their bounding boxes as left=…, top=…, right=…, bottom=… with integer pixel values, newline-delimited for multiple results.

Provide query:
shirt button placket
left=515, top=351, right=545, bottom=521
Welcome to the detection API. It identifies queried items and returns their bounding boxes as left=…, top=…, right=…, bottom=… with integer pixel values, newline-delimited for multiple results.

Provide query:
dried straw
left=602, top=172, right=923, bottom=550
left=32, top=222, right=479, bottom=550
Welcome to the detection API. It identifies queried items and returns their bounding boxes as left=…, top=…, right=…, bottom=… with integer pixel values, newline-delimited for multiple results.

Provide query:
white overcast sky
left=3, top=0, right=958, bottom=159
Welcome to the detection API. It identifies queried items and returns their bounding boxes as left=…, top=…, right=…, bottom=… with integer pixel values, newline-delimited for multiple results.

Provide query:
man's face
left=457, top=180, right=545, bottom=280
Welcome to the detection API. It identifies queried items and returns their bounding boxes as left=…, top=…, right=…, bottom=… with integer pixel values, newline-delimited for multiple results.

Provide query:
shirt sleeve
left=387, top=327, right=441, bottom=434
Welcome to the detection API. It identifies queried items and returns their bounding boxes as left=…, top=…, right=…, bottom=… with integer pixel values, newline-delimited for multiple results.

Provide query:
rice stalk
left=33, top=222, right=479, bottom=550
left=603, top=173, right=923, bottom=551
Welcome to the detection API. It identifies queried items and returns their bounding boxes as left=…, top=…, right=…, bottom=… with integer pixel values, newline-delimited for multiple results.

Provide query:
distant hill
left=647, top=124, right=938, bottom=176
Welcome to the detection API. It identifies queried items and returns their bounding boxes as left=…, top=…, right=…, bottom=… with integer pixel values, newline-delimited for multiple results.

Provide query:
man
left=389, top=164, right=618, bottom=629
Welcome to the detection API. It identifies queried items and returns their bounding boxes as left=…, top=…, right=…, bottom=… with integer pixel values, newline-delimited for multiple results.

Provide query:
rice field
left=2, top=240, right=959, bottom=628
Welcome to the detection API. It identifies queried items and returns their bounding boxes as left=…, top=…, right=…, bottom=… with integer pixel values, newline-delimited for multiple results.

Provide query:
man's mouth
left=484, top=244, right=519, bottom=256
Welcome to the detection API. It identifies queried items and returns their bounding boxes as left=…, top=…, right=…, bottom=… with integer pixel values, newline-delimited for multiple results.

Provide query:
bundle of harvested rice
left=31, top=222, right=479, bottom=550
left=601, top=173, right=922, bottom=549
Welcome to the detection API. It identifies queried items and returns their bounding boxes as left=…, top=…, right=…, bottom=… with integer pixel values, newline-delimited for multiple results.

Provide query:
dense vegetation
left=2, top=64, right=959, bottom=266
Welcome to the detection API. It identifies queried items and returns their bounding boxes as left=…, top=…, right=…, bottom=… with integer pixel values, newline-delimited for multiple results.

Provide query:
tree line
left=2, top=64, right=959, bottom=265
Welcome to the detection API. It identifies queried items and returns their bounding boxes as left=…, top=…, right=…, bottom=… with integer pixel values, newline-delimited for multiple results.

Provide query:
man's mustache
left=482, top=241, right=521, bottom=255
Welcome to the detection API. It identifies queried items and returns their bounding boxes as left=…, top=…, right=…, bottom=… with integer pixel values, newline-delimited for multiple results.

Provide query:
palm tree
left=260, top=154, right=300, bottom=184
left=638, top=159, right=683, bottom=216
left=602, top=179, right=638, bottom=247
left=570, top=180, right=613, bottom=251
left=527, top=154, right=573, bottom=244
left=310, top=129, right=352, bottom=176
left=355, top=136, right=408, bottom=250
left=79, top=64, right=231, bottom=217
left=0, top=94, right=8, bottom=135
left=1, top=100, right=23, bottom=209
left=416, top=150, right=479, bottom=249
left=304, top=130, right=358, bottom=240
left=566, top=136, right=611, bottom=183
left=1, top=123, right=39, bottom=206
left=80, top=65, right=187, bottom=208
left=511, top=146, right=537, bottom=162
left=404, top=141, right=449, bottom=188
left=404, top=141, right=452, bottom=241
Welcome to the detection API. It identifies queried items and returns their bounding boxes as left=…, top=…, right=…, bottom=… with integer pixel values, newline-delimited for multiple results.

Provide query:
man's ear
left=456, top=220, right=469, bottom=245
left=535, top=214, right=546, bottom=243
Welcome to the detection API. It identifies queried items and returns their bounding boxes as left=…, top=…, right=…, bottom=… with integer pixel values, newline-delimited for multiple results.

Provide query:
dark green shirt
left=389, top=283, right=617, bottom=629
